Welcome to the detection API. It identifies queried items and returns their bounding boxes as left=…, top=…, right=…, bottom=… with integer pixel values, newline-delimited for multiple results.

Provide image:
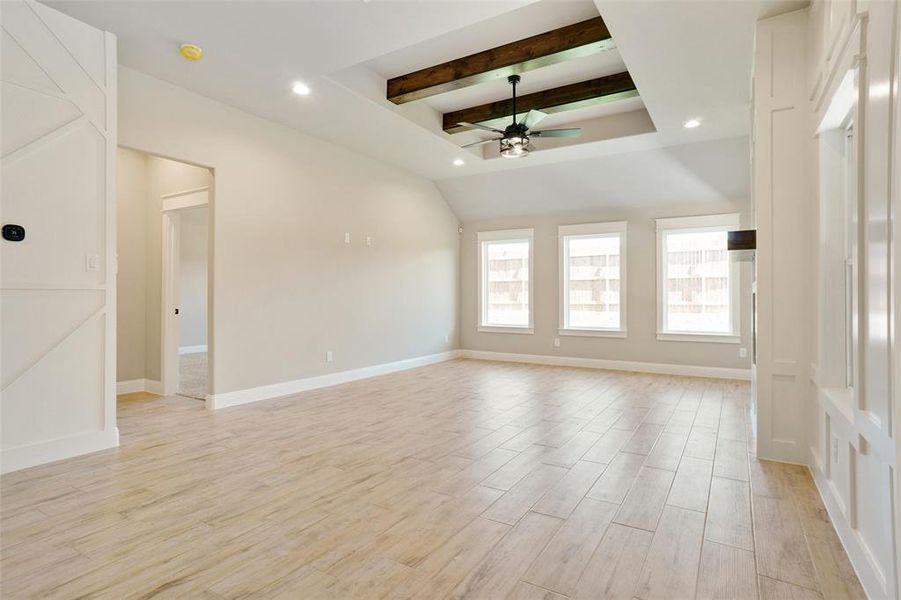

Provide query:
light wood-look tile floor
left=1, top=359, right=866, bottom=599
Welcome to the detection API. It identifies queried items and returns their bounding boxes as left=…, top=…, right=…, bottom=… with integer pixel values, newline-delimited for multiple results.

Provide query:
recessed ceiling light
left=683, top=118, right=701, bottom=129
left=179, top=43, right=203, bottom=61
left=453, top=158, right=465, bottom=166
left=292, top=81, right=311, bottom=96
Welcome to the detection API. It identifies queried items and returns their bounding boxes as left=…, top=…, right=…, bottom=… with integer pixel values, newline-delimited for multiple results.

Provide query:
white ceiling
left=438, top=135, right=751, bottom=221
left=43, top=0, right=803, bottom=217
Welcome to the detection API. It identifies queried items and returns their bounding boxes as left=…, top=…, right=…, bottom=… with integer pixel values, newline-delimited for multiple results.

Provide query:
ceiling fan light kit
left=457, top=74, right=581, bottom=158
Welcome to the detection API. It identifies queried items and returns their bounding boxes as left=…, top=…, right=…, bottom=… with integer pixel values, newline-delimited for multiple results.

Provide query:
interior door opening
left=115, top=147, right=212, bottom=402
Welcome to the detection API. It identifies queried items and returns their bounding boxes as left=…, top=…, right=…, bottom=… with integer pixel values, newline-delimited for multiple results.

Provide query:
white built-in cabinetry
left=754, top=2, right=900, bottom=597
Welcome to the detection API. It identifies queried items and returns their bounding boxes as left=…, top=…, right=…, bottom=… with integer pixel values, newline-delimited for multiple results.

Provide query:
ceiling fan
left=457, top=74, right=581, bottom=158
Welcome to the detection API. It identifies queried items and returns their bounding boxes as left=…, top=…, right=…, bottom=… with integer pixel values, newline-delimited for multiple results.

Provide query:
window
left=558, top=222, right=627, bottom=337
left=478, top=229, right=533, bottom=333
left=656, top=213, right=740, bottom=342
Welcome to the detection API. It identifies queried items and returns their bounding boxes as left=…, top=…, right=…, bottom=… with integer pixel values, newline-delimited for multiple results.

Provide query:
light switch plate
left=85, top=253, right=100, bottom=272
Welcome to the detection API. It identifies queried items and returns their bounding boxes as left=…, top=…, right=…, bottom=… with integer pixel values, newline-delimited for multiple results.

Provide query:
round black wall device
left=2, top=224, right=25, bottom=242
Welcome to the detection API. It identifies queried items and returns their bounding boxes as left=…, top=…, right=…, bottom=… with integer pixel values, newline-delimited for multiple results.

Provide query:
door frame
left=160, top=187, right=209, bottom=397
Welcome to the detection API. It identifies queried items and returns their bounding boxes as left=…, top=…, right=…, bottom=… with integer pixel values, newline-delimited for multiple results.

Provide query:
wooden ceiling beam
left=386, top=17, right=614, bottom=104
left=442, top=71, right=638, bottom=133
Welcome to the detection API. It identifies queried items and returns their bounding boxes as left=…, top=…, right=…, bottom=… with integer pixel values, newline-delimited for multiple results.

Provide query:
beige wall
left=118, top=67, right=460, bottom=396
left=116, top=148, right=149, bottom=381
left=116, top=148, right=211, bottom=382
left=178, top=207, right=208, bottom=349
left=461, top=202, right=753, bottom=371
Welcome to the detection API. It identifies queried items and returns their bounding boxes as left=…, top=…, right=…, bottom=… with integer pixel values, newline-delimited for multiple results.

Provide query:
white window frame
left=477, top=228, right=534, bottom=334
left=656, top=213, right=741, bottom=343
left=558, top=221, right=627, bottom=338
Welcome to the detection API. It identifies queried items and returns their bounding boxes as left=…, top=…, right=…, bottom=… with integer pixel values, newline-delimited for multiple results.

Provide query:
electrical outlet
left=344, top=232, right=350, bottom=244
left=444, top=334, right=449, bottom=344
left=554, top=338, right=560, bottom=348
left=366, top=236, right=372, bottom=246
left=85, top=253, right=100, bottom=272
left=326, top=351, right=333, bottom=363
left=739, top=347, right=748, bottom=358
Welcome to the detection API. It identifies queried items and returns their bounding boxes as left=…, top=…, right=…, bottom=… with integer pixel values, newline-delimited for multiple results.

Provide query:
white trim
left=161, top=211, right=180, bottom=396
left=477, top=326, right=534, bottom=334
left=558, top=221, right=627, bottom=236
left=115, top=379, right=163, bottom=395
left=809, top=458, right=887, bottom=599
left=558, top=328, right=627, bottom=339
left=206, top=350, right=462, bottom=410
left=655, top=213, right=740, bottom=232
left=160, top=185, right=209, bottom=200
left=1, top=428, right=119, bottom=474
left=179, top=344, right=208, bottom=355
left=558, top=221, right=627, bottom=336
left=477, top=228, right=533, bottom=242
left=161, top=190, right=208, bottom=213
left=459, top=350, right=750, bottom=381
left=656, top=213, right=741, bottom=340
left=477, top=228, right=534, bottom=332
left=116, top=379, right=144, bottom=394
left=656, top=332, right=741, bottom=344
left=818, top=68, right=858, bottom=133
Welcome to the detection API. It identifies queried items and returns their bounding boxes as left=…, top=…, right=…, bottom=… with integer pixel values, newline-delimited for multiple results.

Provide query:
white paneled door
left=1, top=0, right=117, bottom=472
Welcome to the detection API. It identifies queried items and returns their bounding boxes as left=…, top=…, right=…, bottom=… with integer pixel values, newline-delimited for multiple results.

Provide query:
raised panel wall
left=805, top=1, right=900, bottom=598
left=753, top=9, right=811, bottom=464
left=0, top=0, right=117, bottom=472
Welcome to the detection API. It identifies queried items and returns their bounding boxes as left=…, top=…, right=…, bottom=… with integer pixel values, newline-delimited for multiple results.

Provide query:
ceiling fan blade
left=531, top=128, right=582, bottom=138
left=457, top=122, right=505, bottom=134
left=461, top=137, right=502, bottom=148
left=522, top=109, right=548, bottom=129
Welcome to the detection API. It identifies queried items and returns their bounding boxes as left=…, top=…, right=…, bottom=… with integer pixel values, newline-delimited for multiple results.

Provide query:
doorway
left=115, top=148, right=212, bottom=401
left=161, top=193, right=209, bottom=399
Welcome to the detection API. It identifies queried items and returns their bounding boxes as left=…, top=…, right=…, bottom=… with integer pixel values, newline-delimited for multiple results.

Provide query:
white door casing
left=160, top=187, right=208, bottom=397
left=0, top=0, right=117, bottom=472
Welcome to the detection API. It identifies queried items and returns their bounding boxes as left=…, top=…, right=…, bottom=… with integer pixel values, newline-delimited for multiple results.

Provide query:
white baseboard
left=116, top=379, right=162, bottom=395
left=1, top=427, right=119, bottom=474
left=459, top=349, right=751, bottom=381
left=206, top=350, right=462, bottom=410
left=179, top=345, right=207, bottom=355
left=809, top=454, right=887, bottom=599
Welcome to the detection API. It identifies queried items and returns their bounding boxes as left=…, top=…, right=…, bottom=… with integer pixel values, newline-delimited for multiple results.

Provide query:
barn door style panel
left=1, top=0, right=117, bottom=472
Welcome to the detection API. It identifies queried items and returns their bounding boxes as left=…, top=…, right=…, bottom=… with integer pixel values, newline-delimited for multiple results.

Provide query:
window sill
left=559, top=328, right=627, bottom=339
left=478, top=325, right=534, bottom=335
left=656, top=332, right=740, bottom=344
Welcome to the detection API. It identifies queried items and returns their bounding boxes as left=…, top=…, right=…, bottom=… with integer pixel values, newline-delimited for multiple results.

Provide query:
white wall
left=753, top=2, right=901, bottom=597
left=808, top=2, right=900, bottom=597
left=117, top=67, right=460, bottom=399
left=178, top=207, right=208, bottom=349
left=0, top=1, right=117, bottom=472
left=460, top=202, right=753, bottom=375
left=752, top=9, right=812, bottom=465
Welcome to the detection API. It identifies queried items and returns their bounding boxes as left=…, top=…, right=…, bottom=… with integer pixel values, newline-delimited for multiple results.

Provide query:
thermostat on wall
left=2, top=224, right=25, bottom=242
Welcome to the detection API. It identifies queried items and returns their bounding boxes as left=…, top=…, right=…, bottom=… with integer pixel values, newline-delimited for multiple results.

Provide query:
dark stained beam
left=387, top=17, right=614, bottom=104
left=442, top=71, right=638, bottom=133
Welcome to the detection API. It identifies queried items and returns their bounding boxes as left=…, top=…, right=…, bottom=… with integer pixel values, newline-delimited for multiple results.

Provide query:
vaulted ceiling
left=45, top=0, right=806, bottom=220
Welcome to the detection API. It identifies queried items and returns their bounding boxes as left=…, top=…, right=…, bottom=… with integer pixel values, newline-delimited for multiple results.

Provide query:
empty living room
left=2, top=0, right=900, bottom=598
